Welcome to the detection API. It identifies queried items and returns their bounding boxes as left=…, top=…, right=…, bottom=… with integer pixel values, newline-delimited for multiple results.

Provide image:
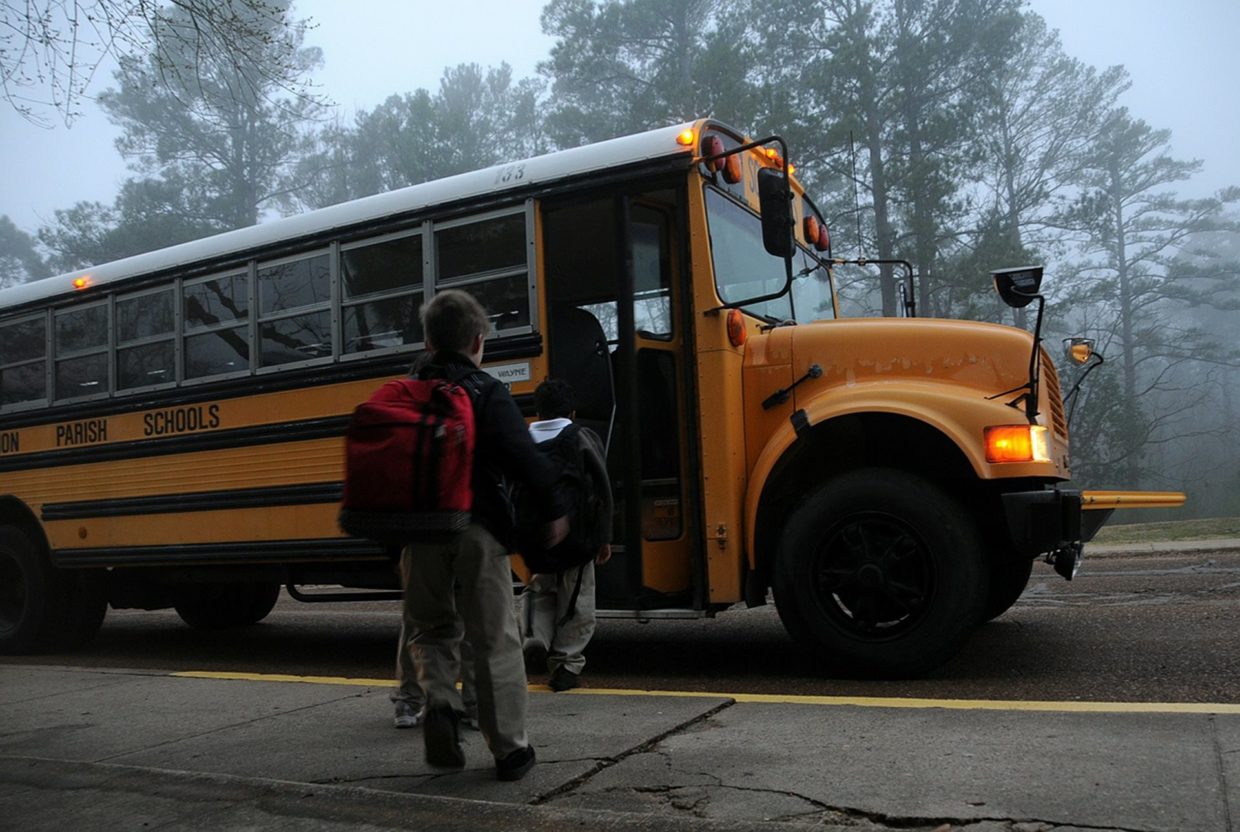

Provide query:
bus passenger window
left=184, top=273, right=249, bottom=379
left=457, top=275, right=530, bottom=332
left=631, top=214, right=672, bottom=338
left=258, top=254, right=331, bottom=368
left=0, top=316, right=47, bottom=407
left=117, top=289, right=174, bottom=390
left=185, top=274, right=248, bottom=326
left=259, top=254, right=330, bottom=313
left=341, top=233, right=423, bottom=353
left=434, top=211, right=532, bottom=334
left=186, top=328, right=249, bottom=378
left=54, top=304, right=108, bottom=400
left=260, top=312, right=332, bottom=365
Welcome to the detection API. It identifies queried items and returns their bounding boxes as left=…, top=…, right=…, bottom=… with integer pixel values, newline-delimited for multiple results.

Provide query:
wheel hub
left=856, top=562, right=884, bottom=588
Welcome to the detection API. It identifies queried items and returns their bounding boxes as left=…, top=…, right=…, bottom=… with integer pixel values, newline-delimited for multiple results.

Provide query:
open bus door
left=541, top=187, right=701, bottom=614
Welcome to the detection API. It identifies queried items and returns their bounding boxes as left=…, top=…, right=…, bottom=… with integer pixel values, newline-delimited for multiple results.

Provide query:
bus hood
left=786, top=317, right=1039, bottom=399
left=742, top=316, right=1070, bottom=475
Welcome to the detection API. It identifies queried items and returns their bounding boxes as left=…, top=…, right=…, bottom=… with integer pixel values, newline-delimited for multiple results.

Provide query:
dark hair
left=534, top=378, right=576, bottom=420
left=420, top=289, right=490, bottom=354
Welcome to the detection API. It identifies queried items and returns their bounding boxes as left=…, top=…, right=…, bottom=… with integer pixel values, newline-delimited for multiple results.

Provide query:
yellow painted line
left=176, top=671, right=393, bottom=687
left=172, top=671, right=1240, bottom=715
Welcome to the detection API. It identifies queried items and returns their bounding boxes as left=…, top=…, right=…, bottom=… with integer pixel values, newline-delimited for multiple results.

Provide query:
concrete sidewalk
left=1, top=665, right=1237, bottom=831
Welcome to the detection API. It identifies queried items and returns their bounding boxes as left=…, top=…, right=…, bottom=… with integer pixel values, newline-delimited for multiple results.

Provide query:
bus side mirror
left=758, top=168, right=793, bottom=259
left=992, top=265, right=1043, bottom=309
left=1066, top=338, right=1096, bottom=365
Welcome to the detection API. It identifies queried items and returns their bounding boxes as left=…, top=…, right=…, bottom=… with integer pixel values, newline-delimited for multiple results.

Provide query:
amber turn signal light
left=726, top=308, right=747, bottom=347
left=985, top=425, right=1050, bottom=463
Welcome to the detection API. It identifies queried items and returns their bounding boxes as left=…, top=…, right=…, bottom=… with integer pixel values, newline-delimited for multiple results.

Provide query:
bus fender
left=742, top=389, right=1000, bottom=564
left=0, top=495, right=46, bottom=548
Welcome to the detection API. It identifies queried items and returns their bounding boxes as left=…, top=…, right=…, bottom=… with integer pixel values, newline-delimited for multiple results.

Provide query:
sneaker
left=548, top=666, right=580, bottom=692
left=423, top=705, right=465, bottom=769
left=522, top=638, right=548, bottom=675
left=393, top=701, right=425, bottom=729
left=496, top=745, right=536, bottom=781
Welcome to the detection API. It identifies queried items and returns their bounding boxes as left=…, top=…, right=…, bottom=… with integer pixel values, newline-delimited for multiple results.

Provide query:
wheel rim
left=0, top=552, right=28, bottom=635
left=808, top=512, right=935, bottom=638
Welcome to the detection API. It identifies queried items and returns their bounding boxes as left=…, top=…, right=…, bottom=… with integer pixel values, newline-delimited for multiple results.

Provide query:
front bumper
left=1002, top=488, right=1091, bottom=558
left=1001, top=487, right=1187, bottom=579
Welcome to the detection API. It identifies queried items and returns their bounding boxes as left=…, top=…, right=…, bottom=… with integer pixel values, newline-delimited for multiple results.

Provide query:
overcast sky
left=1, top=0, right=1236, bottom=235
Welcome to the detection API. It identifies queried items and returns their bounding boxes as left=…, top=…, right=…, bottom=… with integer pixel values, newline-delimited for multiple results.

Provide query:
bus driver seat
left=548, top=305, right=615, bottom=451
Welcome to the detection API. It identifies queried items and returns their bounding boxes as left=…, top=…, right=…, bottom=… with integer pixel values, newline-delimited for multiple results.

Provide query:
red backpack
left=338, top=374, right=477, bottom=546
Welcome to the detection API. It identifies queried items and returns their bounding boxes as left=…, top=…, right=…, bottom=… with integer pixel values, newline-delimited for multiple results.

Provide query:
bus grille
left=1041, top=351, right=1067, bottom=439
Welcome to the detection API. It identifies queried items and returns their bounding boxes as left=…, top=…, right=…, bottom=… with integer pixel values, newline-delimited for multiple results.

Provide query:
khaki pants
left=401, top=523, right=528, bottom=757
left=393, top=586, right=475, bottom=716
left=521, top=562, right=596, bottom=676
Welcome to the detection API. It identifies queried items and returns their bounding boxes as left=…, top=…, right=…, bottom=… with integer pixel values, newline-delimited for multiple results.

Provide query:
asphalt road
left=5, top=547, right=1238, bottom=704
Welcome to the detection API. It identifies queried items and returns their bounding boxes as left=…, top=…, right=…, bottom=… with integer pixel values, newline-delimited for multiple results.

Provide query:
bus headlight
left=985, top=425, right=1051, bottom=464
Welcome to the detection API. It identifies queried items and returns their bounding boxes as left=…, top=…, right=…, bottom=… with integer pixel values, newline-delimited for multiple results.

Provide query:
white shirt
left=529, top=417, right=572, bottom=444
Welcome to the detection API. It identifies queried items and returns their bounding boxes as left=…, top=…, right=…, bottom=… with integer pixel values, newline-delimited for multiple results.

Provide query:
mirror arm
left=1064, top=351, right=1105, bottom=427
left=710, top=135, right=795, bottom=312
left=831, top=258, right=916, bottom=317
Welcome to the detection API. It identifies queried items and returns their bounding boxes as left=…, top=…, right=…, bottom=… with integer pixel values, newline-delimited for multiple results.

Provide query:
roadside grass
left=1091, top=516, right=1240, bottom=544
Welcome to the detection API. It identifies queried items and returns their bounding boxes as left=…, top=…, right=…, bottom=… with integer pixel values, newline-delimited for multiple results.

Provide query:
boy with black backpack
left=517, top=378, right=613, bottom=692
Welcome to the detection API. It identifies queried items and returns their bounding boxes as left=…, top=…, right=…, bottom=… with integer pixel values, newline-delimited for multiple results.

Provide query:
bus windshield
left=704, top=187, right=835, bottom=323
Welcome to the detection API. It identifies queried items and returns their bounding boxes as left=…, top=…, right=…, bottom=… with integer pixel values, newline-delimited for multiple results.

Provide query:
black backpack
left=512, top=422, right=608, bottom=575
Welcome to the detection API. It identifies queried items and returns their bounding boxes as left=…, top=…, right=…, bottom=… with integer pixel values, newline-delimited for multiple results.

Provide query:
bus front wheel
left=173, top=581, right=281, bottom=629
left=982, top=554, right=1035, bottom=622
left=773, top=468, right=988, bottom=678
left=0, top=526, right=107, bottom=654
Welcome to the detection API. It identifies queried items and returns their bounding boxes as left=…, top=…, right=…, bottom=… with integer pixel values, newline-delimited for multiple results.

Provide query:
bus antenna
left=849, top=131, right=864, bottom=260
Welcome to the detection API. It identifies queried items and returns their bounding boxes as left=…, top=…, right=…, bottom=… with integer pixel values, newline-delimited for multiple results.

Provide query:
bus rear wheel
left=0, top=526, right=107, bottom=654
left=173, top=581, right=281, bottom=629
left=773, top=468, right=988, bottom=678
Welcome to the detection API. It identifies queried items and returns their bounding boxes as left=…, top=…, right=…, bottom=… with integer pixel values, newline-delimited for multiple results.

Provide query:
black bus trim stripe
left=41, top=482, right=344, bottom=521
left=52, top=537, right=388, bottom=568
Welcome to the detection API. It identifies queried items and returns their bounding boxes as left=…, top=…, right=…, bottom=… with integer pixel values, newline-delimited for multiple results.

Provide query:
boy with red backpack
left=381, top=289, right=566, bottom=781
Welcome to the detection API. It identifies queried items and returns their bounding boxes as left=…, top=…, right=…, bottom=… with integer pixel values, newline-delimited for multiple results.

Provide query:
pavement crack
left=528, top=698, right=735, bottom=806
left=666, top=781, right=1156, bottom=832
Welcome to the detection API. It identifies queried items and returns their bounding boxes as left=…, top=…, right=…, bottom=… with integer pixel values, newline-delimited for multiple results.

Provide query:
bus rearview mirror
left=758, top=168, right=792, bottom=259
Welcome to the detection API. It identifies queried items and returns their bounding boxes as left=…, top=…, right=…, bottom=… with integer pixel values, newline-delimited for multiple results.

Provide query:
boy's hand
left=595, top=543, right=612, bottom=565
left=542, top=516, right=569, bottom=548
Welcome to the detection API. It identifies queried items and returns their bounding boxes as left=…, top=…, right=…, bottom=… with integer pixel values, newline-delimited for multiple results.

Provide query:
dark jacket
left=416, top=351, right=565, bottom=546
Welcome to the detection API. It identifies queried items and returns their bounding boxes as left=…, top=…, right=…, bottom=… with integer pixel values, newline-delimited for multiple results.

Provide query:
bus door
left=540, top=187, right=699, bottom=611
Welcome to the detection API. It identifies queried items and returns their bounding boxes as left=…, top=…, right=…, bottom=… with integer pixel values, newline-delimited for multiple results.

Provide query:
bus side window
left=631, top=210, right=672, bottom=339
left=341, top=232, right=424, bottom=353
left=54, top=303, right=109, bottom=400
left=434, top=210, right=532, bottom=335
left=184, top=272, right=250, bottom=379
left=0, top=315, right=48, bottom=407
left=117, top=288, right=174, bottom=390
left=258, top=253, right=332, bottom=368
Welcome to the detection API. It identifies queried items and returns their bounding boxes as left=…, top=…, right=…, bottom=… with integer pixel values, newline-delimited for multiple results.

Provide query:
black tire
left=48, top=569, right=108, bottom=650
left=0, top=526, right=106, bottom=654
left=173, top=581, right=281, bottom=629
left=982, top=555, right=1034, bottom=622
left=773, top=468, right=989, bottom=678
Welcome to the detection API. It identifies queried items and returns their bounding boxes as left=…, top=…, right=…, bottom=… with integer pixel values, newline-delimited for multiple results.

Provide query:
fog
left=1, top=0, right=1236, bottom=231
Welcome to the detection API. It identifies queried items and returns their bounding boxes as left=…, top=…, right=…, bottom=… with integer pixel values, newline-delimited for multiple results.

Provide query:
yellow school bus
left=0, top=119, right=1183, bottom=675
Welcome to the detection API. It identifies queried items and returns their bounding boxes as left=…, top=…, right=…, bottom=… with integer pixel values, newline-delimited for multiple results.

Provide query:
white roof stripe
left=0, top=121, right=702, bottom=311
